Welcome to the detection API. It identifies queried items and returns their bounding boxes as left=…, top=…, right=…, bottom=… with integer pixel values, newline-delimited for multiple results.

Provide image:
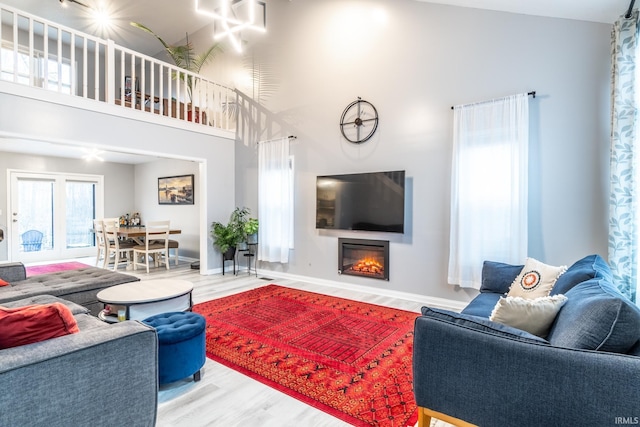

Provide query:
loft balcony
left=0, top=3, right=237, bottom=138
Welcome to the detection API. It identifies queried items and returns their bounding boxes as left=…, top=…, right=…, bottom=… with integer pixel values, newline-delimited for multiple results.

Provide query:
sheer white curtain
left=448, top=93, right=529, bottom=289
left=258, top=137, right=292, bottom=263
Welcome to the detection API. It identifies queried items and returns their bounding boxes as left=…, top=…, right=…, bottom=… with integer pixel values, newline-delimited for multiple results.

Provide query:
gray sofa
left=413, top=254, right=640, bottom=427
left=0, top=294, right=158, bottom=426
left=0, top=262, right=140, bottom=315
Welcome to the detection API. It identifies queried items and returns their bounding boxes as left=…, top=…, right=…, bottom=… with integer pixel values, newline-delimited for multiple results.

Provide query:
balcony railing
left=0, top=3, right=236, bottom=132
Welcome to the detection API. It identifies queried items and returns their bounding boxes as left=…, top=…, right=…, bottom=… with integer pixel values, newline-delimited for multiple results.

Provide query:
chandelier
left=195, top=0, right=266, bottom=53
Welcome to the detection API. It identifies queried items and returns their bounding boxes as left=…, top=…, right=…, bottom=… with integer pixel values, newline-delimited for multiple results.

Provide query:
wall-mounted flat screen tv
left=316, top=170, right=405, bottom=233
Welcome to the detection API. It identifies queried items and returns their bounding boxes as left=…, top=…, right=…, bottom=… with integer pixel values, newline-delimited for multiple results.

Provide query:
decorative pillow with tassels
left=507, top=257, right=567, bottom=299
left=490, top=294, right=568, bottom=338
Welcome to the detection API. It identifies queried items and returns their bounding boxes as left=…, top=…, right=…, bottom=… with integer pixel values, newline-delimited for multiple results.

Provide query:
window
left=448, top=94, right=529, bottom=289
left=10, top=171, right=103, bottom=262
left=1, top=44, right=73, bottom=94
left=258, top=137, right=294, bottom=263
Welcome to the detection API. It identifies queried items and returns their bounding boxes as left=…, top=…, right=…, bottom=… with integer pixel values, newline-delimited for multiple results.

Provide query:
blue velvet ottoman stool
left=142, top=311, right=206, bottom=385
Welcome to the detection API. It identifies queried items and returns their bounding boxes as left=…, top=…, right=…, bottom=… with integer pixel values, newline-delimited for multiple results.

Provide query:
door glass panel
left=17, top=179, right=54, bottom=252
left=66, top=181, right=97, bottom=249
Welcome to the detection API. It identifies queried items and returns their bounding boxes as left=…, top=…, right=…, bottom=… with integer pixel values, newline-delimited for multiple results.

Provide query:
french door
left=9, top=171, right=104, bottom=262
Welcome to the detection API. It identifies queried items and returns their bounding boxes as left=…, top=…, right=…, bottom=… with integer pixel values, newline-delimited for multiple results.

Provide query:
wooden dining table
left=116, top=226, right=181, bottom=245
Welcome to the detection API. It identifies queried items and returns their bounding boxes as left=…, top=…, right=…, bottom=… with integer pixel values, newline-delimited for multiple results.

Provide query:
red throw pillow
left=0, top=278, right=9, bottom=287
left=0, top=303, right=79, bottom=349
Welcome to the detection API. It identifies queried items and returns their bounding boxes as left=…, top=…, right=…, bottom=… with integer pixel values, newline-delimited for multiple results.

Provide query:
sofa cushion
left=507, top=258, right=566, bottom=299
left=547, top=277, right=640, bottom=353
left=0, top=302, right=79, bottom=349
left=0, top=262, right=27, bottom=282
left=480, top=261, right=523, bottom=294
left=421, top=306, right=548, bottom=344
left=461, top=292, right=502, bottom=317
left=550, top=254, right=610, bottom=296
left=1, top=294, right=90, bottom=315
left=489, top=295, right=568, bottom=338
left=0, top=267, right=139, bottom=307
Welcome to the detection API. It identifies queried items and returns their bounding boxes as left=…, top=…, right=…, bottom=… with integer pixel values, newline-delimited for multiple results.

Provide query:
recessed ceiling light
left=82, top=148, right=105, bottom=162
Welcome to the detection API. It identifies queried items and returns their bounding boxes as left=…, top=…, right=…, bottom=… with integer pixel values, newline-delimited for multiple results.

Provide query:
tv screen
left=316, top=170, right=405, bottom=233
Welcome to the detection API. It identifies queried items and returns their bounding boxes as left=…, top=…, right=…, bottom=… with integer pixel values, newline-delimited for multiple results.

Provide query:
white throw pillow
left=489, top=294, right=568, bottom=338
left=507, top=258, right=567, bottom=299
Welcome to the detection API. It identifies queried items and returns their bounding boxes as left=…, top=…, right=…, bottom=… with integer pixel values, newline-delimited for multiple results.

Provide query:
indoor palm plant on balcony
left=131, top=22, right=223, bottom=122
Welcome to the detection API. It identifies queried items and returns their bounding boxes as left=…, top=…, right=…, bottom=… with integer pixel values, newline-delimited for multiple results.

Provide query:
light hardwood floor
left=80, top=257, right=451, bottom=427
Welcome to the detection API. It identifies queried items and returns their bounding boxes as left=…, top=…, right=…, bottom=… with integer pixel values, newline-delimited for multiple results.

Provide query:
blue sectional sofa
left=413, top=254, right=640, bottom=427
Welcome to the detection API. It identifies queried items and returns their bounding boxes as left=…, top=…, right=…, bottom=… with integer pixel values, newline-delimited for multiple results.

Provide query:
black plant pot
left=223, top=246, right=236, bottom=261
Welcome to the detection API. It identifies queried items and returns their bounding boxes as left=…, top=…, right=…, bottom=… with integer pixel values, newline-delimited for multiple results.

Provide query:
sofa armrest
left=0, top=318, right=158, bottom=427
left=413, top=315, right=640, bottom=427
left=0, top=262, right=26, bottom=282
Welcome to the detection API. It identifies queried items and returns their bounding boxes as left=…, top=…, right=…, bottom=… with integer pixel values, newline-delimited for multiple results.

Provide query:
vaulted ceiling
left=1, top=0, right=631, bottom=58
left=0, top=0, right=628, bottom=163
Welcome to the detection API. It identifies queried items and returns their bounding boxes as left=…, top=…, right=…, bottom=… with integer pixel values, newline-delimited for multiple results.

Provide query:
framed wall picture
left=124, top=76, right=132, bottom=96
left=158, top=174, right=194, bottom=205
left=124, top=76, right=139, bottom=96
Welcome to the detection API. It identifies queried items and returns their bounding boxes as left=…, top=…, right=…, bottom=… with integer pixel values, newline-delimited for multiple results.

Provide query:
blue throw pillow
left=547, top=278, right=640, bottom=353
left=421, top=306, right=548, bottom=344
left=480, top=260, right=523, bottom=294
left=550, top=254, right=611, bottom=296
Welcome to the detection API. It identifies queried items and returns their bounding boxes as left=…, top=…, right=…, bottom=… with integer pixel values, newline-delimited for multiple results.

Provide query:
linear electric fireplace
left=338, top=238, right=390, bottom=281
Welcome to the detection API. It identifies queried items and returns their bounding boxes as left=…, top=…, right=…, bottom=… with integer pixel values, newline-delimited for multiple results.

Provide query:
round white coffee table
left=97, top=279, right=193, bottom=323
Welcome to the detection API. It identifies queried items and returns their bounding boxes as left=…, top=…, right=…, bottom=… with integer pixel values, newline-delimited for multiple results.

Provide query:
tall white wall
left=234, top=0, right=612, bottom=303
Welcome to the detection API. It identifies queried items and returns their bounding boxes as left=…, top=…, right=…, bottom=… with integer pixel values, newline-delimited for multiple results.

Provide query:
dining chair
left=133, top=220, right=170, bottom=273
left=94, top=218, right=123, bottom=268
left=104, top=225, right=135, bottom=270
left=93, top=220, right=106, bottom=267
left=168, top=239, right=179, bottom=266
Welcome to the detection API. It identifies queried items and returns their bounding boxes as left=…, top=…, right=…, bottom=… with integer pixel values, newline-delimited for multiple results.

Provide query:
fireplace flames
left=350, top=257, right=384, bottom=276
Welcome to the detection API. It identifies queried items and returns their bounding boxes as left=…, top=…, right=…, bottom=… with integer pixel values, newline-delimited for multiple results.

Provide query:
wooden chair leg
left=418, top=407, right=431, bottom=427
left=419, top=407, right=478, bottom=427
left=193, top=370, right=201, bottom=382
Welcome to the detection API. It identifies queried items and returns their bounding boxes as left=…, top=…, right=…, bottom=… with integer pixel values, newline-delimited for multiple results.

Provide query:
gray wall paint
left=0, top=90, right=235, bottom=271
left=234, top=0, right=611, bottom=303
left=134, top=159, right=200, bottom=259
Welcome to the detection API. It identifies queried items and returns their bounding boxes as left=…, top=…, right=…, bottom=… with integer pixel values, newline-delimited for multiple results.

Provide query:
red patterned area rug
left=25, top=261, right=90, bottom=277
left=193, top=284, right=419, bottom=427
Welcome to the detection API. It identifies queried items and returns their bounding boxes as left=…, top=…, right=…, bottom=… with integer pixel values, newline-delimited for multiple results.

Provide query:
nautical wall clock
left=339, top=97, right=379, bottom=144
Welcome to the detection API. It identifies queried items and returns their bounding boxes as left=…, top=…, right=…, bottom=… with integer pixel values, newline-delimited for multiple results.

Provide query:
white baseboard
left=250, top=269, right=469, bottom=313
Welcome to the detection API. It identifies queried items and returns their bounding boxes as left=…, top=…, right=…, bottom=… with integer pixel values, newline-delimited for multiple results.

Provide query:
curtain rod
left=626, top=0, right=636, bottom=18
left=257, top=135, right=297, bottom=144
left=450, top=91, right=536, bottom=110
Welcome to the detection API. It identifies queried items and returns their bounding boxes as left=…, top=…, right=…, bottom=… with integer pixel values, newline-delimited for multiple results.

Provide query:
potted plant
left=210, top=220, right=242, bottom=260
left=244, top=217, right=259, bottom=244
left=210, top=207, right=258, bottom=258
left=229, top=207, right=259, bottom=249
left=130, top=22, right=223, bottom=120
